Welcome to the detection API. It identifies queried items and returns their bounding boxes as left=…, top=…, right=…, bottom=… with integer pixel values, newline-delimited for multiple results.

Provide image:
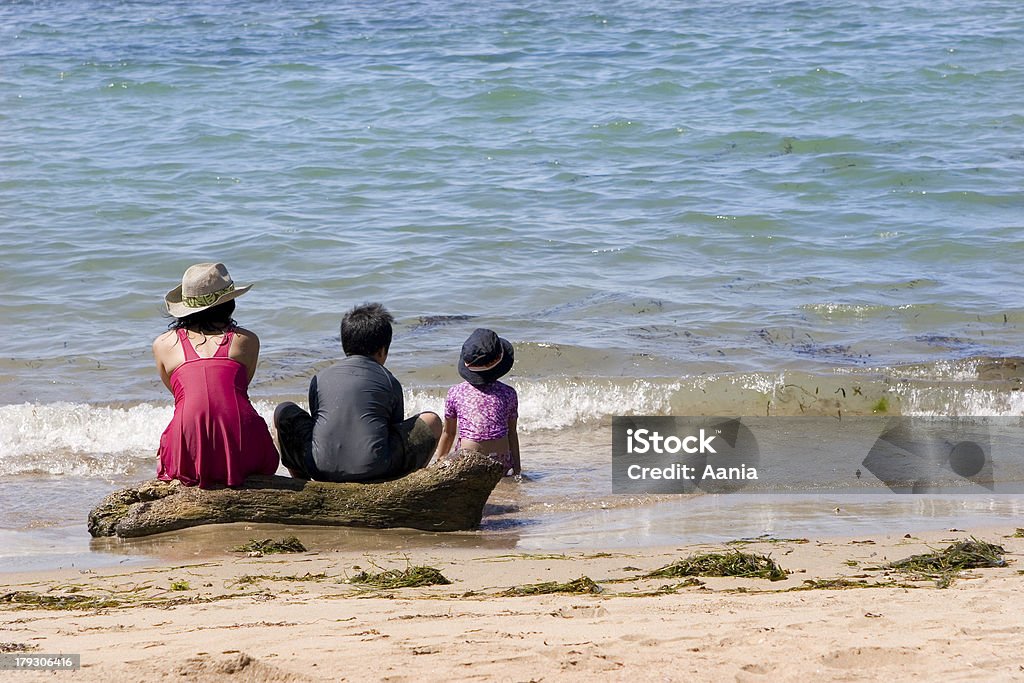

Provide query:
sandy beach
left=2, top=524, right=1022, bottom=682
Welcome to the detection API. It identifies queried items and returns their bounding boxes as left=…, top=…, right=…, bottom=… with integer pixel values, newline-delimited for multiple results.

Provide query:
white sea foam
left=0, top=400, right=280, bottom=476
left=405, top=379, right=683, bottom=433
left=734, top=372, right=787, bottom=396
left=883, top=359, right=982, bottom=382
left=895, top=386, right=1024, bottom=417
left=4, top=373, right=1021, bottom=477
left=515, top=379, right=682, bottom=430
left=0, top=381, right=687, bottom=473
left=802, top=303, right=920, bottom=318
left=0, top=402, right=170, bottom=459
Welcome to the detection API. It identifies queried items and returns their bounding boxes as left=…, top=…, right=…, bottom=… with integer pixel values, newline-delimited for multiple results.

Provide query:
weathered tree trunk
left=88, top=453, right=506, bottom=538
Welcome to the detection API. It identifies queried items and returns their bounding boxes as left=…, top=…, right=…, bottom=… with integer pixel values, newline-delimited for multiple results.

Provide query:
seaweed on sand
left=0, top=642, right=38, bottom=653
left=0, top=591, right=124, bottom=611
left=727, top=536, right=809, bottom=546
left=232, top=537, right=307, bottom=555
left=648, top=577, right=705, bottom=594
left=793, top=578, right=873, bottom=590
left=886, top=538, right=1007, bottom=588
left=646, top=551, right=788, bottom=581
left=502, top=577, right=602, bottom=596
left=1, top=588, right=241, bottom=612
left=228, top=573, right=328, bottom=588
left=348, top=566, right=451, bottom=589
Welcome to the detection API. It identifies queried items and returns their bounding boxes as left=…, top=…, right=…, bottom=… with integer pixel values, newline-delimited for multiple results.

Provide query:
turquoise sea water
left=2, top=0, right=1024, bottom=569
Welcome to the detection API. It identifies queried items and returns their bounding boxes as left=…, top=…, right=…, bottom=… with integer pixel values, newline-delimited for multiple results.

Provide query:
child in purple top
left=434, top=328, right=521, bottom=475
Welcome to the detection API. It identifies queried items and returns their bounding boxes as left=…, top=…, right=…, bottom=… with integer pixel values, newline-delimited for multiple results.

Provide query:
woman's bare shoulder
left=230, top=327, right=261, bottom=358
left=153, top=329, right=177, bottom=351
left=232, top=326, right=260, bottom=343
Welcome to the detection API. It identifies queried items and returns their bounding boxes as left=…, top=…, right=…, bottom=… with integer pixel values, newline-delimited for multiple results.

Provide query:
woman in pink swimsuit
left=152, top=263, right=279, bottom=488
left=433, top=328, right=521, bottom=475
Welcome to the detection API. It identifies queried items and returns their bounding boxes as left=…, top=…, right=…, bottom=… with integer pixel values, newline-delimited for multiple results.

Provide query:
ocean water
left=2, top=0, right=1024, bottom=570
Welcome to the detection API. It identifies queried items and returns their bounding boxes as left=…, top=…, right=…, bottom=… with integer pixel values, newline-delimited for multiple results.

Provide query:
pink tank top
left=157, top=329, right=278, bottom=488
left=444, top=381, right=518, bottom=441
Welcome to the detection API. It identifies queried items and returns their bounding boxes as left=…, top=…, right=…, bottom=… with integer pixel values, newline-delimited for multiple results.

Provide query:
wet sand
left=2, top=525, right=1022, bottom=681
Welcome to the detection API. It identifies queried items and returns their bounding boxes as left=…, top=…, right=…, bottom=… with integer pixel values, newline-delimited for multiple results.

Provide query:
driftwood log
left=88, top=453, right=505, bottom=538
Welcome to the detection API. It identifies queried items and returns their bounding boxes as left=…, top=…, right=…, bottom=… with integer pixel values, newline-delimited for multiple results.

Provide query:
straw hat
left=164, top=263, right=252, bottom=318
left=458, top=328, right=514, bottom=385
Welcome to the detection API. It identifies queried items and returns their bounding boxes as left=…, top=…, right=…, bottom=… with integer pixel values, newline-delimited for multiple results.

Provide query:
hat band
left=466, top=348, right=504, bottom=372
left=183, top=283, right=234, bottom=309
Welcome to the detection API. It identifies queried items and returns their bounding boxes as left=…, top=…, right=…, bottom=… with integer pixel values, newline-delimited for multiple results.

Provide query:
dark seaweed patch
left=502, top=576, right=602, bottom=596
left=646, top=551, right=787, bottom=581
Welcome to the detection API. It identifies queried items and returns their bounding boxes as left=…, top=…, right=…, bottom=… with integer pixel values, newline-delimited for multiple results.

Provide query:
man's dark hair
left=341, top=302, right=394, bottom=357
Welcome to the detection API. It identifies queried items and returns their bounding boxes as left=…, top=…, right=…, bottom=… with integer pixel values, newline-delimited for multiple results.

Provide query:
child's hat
left=459, top=328, right=514, bottom=385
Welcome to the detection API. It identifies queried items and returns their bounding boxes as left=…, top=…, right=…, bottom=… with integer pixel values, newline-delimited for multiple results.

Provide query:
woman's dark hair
left=167, top=299, right=237, bottom=333
left=341, top=302, right=393, bottom=357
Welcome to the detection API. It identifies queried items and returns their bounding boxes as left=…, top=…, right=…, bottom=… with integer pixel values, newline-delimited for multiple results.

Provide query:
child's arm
left=433, top=417, right=458, bottom=461
left=507, top=418, right=521, bottom=475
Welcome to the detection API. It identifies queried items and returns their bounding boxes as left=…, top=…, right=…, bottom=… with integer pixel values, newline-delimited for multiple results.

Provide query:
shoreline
left=2, top=524, right=1022, bottom=681
left=6, top=487, right=1024, bottom=575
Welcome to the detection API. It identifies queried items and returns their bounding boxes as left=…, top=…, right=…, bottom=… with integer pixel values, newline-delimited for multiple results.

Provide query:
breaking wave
left=3, top=356, right=1021, bottom=476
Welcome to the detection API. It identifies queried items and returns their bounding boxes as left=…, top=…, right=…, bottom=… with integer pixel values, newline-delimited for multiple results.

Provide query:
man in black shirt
left=274, top=303, right=441, bottom=482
